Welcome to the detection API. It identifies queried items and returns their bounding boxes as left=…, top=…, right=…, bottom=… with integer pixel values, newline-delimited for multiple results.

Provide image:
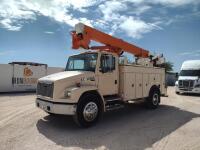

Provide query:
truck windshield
left=180, top=70, right=200, bottom=76
left=65, top=53, right=98, bottom=72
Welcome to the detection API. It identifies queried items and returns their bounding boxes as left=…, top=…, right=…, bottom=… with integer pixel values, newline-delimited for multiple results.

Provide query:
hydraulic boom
left=71, top=23, right=149, bottom=58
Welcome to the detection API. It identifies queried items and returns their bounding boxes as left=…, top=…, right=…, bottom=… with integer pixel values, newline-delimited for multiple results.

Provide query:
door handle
left=115, top=80, right=117, bottom=84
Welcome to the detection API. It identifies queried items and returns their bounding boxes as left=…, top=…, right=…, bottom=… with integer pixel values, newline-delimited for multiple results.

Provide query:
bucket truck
left=36, top=23, right=167, bottom=127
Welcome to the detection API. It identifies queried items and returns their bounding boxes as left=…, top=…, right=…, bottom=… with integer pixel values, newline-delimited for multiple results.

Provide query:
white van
left=175, top=60, right=200, bottom=94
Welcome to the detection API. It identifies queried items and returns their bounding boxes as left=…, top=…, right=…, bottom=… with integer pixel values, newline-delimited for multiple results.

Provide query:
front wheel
left=146, top=88, right=160, bottom=109
left=73, top=93, right=102, bottom=127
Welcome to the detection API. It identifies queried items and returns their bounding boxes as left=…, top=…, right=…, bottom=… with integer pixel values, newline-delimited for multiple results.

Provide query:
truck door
left=98, top=54, right=118, bottom=96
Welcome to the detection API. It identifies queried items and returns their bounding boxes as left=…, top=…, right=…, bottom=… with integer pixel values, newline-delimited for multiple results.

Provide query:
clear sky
left=0, top=0, right=200, bottom=72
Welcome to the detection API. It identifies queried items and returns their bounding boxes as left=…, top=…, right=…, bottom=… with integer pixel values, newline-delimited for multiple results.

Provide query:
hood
left=38, top=71, right=94, bottom=83
left=38, top=71, right=96, bottom=99
left=179, top=76, right=199, bottom=80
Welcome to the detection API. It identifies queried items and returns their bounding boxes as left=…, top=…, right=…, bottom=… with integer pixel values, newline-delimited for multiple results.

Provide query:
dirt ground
left=0, top=87, right=200, bottom=150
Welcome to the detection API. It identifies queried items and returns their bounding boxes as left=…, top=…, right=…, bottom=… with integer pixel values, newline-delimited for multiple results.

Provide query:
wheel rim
left=83, top=102, right=98, bottom=122
left=152, top=93, right=159, bottom=105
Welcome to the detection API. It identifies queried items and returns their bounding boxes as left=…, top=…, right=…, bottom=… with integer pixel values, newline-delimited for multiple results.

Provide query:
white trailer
left=0, top=62, right=63, bottom=92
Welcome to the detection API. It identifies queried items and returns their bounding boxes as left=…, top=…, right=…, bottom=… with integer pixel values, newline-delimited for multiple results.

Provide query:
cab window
left=66, top=53, right=98, bottom=72
left=100, top=54, right=115, bottom=73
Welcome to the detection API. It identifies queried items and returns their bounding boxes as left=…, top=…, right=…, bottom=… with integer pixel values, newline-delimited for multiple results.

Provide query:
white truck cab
left=36, top=51, right=166, bottom=127
left=175, top=60, right=200, bottom=94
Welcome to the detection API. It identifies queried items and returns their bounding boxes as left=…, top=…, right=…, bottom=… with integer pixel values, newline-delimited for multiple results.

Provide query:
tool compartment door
left=124, top=73, right=135, bottom=100
left=136, top=73, right=143, bottom=98
left=143, top=73, right=149, bottom=97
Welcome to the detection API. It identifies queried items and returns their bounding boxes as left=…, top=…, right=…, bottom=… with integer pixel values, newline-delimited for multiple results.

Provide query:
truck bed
left=119, top=65, right=166, bottom=101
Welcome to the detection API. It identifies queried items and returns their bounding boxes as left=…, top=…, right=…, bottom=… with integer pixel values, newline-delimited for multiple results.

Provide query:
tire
left=146, top=88, right=160, bottom=109
left=176, top=91, right=180, bottom=94
left=73, top=93, right=102, bottom=127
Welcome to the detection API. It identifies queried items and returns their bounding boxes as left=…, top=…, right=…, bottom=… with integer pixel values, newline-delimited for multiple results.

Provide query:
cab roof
left=70, top=50, right=118, bottom=57
left=181, top=60, right=200, bottom=70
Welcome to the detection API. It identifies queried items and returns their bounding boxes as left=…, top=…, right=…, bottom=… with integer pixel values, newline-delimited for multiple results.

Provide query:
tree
left=160, top=61, right=174, bottom=72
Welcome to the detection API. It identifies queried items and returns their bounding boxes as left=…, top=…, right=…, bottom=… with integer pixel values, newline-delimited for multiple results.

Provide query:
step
left=104, top=95, right=122, bottom=102
left=106, top=103, right=124, bottom=111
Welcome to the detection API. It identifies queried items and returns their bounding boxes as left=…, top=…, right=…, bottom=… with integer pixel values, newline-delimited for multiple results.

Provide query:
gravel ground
left=0, top=87, right=200, bottom=150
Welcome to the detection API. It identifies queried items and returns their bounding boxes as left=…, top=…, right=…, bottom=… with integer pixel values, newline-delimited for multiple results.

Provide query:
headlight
left=64, top=90, right=71, bottom=97
left=175, top=81, right=178, bottom=86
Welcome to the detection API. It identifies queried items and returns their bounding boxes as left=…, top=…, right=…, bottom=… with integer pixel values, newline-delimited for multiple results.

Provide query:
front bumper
left=36, top=98, right=76, bottom=115
left=175, top=86, right=200, bottom=94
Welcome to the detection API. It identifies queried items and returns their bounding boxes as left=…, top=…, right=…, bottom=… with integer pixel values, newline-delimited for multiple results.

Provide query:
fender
left=65, top=86, right=105, bottom=111
left=149, top=85, right=160, bottom=94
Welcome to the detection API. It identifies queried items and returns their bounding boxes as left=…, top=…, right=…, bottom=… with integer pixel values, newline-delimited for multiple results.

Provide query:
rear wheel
left=146, top=88, right=160, bottom=109
left=73, top=93, right=102, bottom=127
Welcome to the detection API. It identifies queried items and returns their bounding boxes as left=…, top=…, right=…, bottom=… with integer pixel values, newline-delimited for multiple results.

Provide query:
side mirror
left=99, top=67, right=103, bottom=73
left=175, top=73, right=179, bottom=78
left=99, top=67, right=106, bottom=73
left=100, top=56, right=106, bottom=73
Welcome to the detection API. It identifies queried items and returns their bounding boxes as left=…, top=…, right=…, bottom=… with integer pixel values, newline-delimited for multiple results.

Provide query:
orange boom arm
left=71, top=23, right=149, bottom=58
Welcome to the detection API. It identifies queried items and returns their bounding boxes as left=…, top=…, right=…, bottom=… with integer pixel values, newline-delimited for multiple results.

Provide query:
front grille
left=178, top=80, right=194, bottom=89
left=37, top=82, right=54, bottom=98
